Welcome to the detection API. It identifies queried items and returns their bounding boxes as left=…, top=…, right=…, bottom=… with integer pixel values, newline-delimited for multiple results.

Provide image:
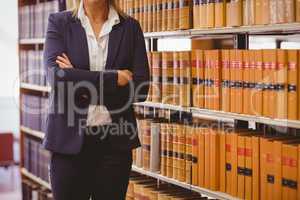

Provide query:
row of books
left=133, top=118, right=300, bottom=200
left=21, top=94, right=48, bottom=132
left=23, top=135, right=51, bottom=184
left=20, top=49, right=47, bottom=86
left=117, top=0, right=300, bottom=32
left=127, top=174, right=208, bottom=200
left=19, top=0, right=63, bottom=39
left=22, top=179, right=53, bottom=200
left=147, top=49, right=300, bottom=120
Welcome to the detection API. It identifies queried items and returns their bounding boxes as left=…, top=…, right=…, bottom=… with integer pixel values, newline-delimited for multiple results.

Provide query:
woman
left=43, top=0, right=149, bottom=199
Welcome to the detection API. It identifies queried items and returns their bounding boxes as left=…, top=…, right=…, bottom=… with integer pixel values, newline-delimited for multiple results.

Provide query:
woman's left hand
left=56, top=53, right=73, bottom=68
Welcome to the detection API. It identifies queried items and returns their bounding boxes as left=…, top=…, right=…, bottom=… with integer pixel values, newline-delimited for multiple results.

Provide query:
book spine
left=166, top=124, right=174, bottom=177
left=179, top=51, right=191, bottom=107
left=178, top=125, right=186, bottom=182
left=160, top=123, right=167, bottom=176
left=185, top=125, right=193, bottom=184
left=237, top=135, right=245, bottom=199
left=152, top=52, right=162, bottom=103
left=287, top=50, right=298, bottom=120
left=193, top=0, right=201, bottom=28
left=207, top=0, right=215, bottom=28
left=179, top=0, right=192, bottom=29
left=173, top=0, right=180, bottom=29
left=215, top=0, right=226, bottom=27
left=221, top=49, right=231, bottom=112
left=173, top=52, right=181, bottom=105
left=167, top=0, right=174, bottom=30
left=198, top=127, right=205, bottom=187
left=162, top=0, right=168, bottom=30
left=245, top=136, right=253, bottom=200
left=192, top=126, right=199, bottom=186
left=209, top=128, right=220, bottom=190
left=219, top=129, right=226, bottom=193
left=204, top=127, right=211, bottom=188
left=276, top=49, right=288, bottom=119
left=200, top=0, right=208, bottom=28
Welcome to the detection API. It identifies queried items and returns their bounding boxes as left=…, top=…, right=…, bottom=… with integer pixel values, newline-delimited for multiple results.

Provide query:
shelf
left=20, top=126, right=45, bottom=139
left=131, top=165, right=239, bottom=200
left=134, top=101, right=190, bottom=112
left=133, top=102, right=300, bottom=128
left=19, top=38, right=45, bottom=44
left=143, top=23, right=300, bottom=38
left=21, top=168, right=51, bottom=190
left=20, top=82, right=51, bottom=93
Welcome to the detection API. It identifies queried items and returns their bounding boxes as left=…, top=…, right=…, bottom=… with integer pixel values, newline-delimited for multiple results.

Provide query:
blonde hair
left=71, top=0, right=127, bottom=18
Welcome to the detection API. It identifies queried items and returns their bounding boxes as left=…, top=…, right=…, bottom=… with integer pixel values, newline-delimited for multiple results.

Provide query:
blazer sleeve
left=128, top=19, right=150, bottom=102
left=43, top=13, right=118, bottom=96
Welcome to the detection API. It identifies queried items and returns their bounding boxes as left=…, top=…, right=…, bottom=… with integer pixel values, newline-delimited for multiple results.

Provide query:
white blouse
left=77, top=1, right=120, bottom=126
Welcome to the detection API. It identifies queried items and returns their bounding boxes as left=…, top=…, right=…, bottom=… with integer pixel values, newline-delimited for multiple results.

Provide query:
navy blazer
left=43, top=11, right=149, bottom=155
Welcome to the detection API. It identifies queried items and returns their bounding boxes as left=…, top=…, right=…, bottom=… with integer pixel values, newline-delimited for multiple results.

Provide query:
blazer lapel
left=69, top=18, right=90, bottom=71
left=105, top=23, right=124, bottom=70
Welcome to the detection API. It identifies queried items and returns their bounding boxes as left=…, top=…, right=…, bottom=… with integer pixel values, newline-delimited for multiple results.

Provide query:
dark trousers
left=49, top=126, right=133, bottom=200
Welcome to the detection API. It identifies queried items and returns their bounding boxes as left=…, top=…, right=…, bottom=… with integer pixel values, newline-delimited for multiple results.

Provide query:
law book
left=206, top=0, right=215, bottom=28
left=254, top=50, right=263, bottom=116
left=191, top=50, right=198, bottom=107
left=150, top=122, right=161, bottom=172
left=215, top=0, right=226, bottom=27
left=276, top=0, right=285, bottom=24
left=142, top=120, right=151, bottom=170
left=198, top=127, right=205, bottom=187
left=145, top=0, right=150, bottom=32
left=252, top=136, right=260, bottom=200
left=193, top=0, right=201, bottom=28
left=225, top=132, right=232, bottom=194
left=133, top=0, right=139, bottom=21
left=179, top=0, right=192, bottom=29
left=243, top=50, right=250, bottom=115
left=284, top=0, right=296, bottom=23
left=162, top=0, right=168, bottom=31
left=231, top=132, right=238, bottom=196
left=179, top=51, right=191, bottom=107
left=262, top=49, right=274, bottom=118
left=178, top=125, right=186, bottom=182
left=272, top=140, right=283, bottom=200
left=153, top=0, right=158, bottom=32
left=276, top=49, right=288, bottom=119
left=299, top=50, right=300, bottom=120
left=191, top=126, right=199, bottom=186
left=237, top=135, right=245, bottom=199
left=152, top=52, right=162, bottom=102
left=227, top=0, right=242, bottom=27
left=204, top=127, right=210, bottom=188
left=185, top=126, right=193, bottom=184
left=173, top=52, right=181, bottom=105
left=259, top=137, right=268, bottom=200
left=160, top=123, right=168, bottom=176
left=213, top=50, right=221, bottom=110
left=236, top=50, right=243, bottom=114
left=287, top=50, right=298, bottom=120
left=248, top=50, right=256, bottom=115
left=269, top=50, right=278, bottom=119
left=243, top=0, right=255, bottom=25
left=219, top=129, right=226, bottom=193
left=173, top=0, right=180, bottom=29
left=297, top=0, right=300, bottom=22
left=166, top=124, right=174, bottom=178
left=209, top=128, right=220, bottom=191
left=204, top=50, right=213, bottom=110
left=199, top=0, right=208, bottom=28
left=140, top=0, right=145, bottom=30
left=261, top=0, right=270, bottom=25
left=136, top=120, right=144, bottom=168
left=221, top=49, right=231, bottom=112
left=269, top=0, right=277, bottom=24
left=282, top=143, right=298, bottom=200
left=157, top=0, right=163, bottom=31
left=244, top=136, right=253, bottom=200
left=167, top=0, right=174, bottom=30
left=229, top=50, right=237, bottom=113
left=255, top=0, right=263, bottom=24
left=147, top=52, right=153, bottom=102
left=162, top=52, right=174, bottom=104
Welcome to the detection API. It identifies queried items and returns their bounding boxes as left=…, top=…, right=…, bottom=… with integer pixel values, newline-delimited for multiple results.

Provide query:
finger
left=56, top=60, right=71, bottom=68
left=57, top=56, right=70, bottom=65
left=62, top=53, right=70, bottom=62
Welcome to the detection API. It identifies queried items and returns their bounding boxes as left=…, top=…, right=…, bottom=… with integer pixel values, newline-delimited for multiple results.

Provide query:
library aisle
left=1, top=0, right=300, bottom=200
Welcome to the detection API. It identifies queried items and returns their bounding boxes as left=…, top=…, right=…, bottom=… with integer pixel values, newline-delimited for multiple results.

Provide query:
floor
left=0, top=166, right=22, bottom=200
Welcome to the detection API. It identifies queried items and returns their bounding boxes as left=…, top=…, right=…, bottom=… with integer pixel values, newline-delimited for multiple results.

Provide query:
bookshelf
left=20, top=82, right=51, bottom=93
left=18, top=0, right=300, bottom=200
left=134, top=101, right=300, bottom=129
left=132, top=165, right=240, bottom=200
left=21, top=168, right=51, bottom=190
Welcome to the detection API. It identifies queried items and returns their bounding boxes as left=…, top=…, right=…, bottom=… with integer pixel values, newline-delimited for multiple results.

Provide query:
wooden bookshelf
left=20, top=82, right=51, bottom=93
left=21, top=168, right=51, bottom=190
left=132, top=166, right=239, bottom=200
left=134, top=102, right=300, bottom=129
left=20, top=126, right=45, bottom=140
left=19, top=38, right=45, bottom=45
